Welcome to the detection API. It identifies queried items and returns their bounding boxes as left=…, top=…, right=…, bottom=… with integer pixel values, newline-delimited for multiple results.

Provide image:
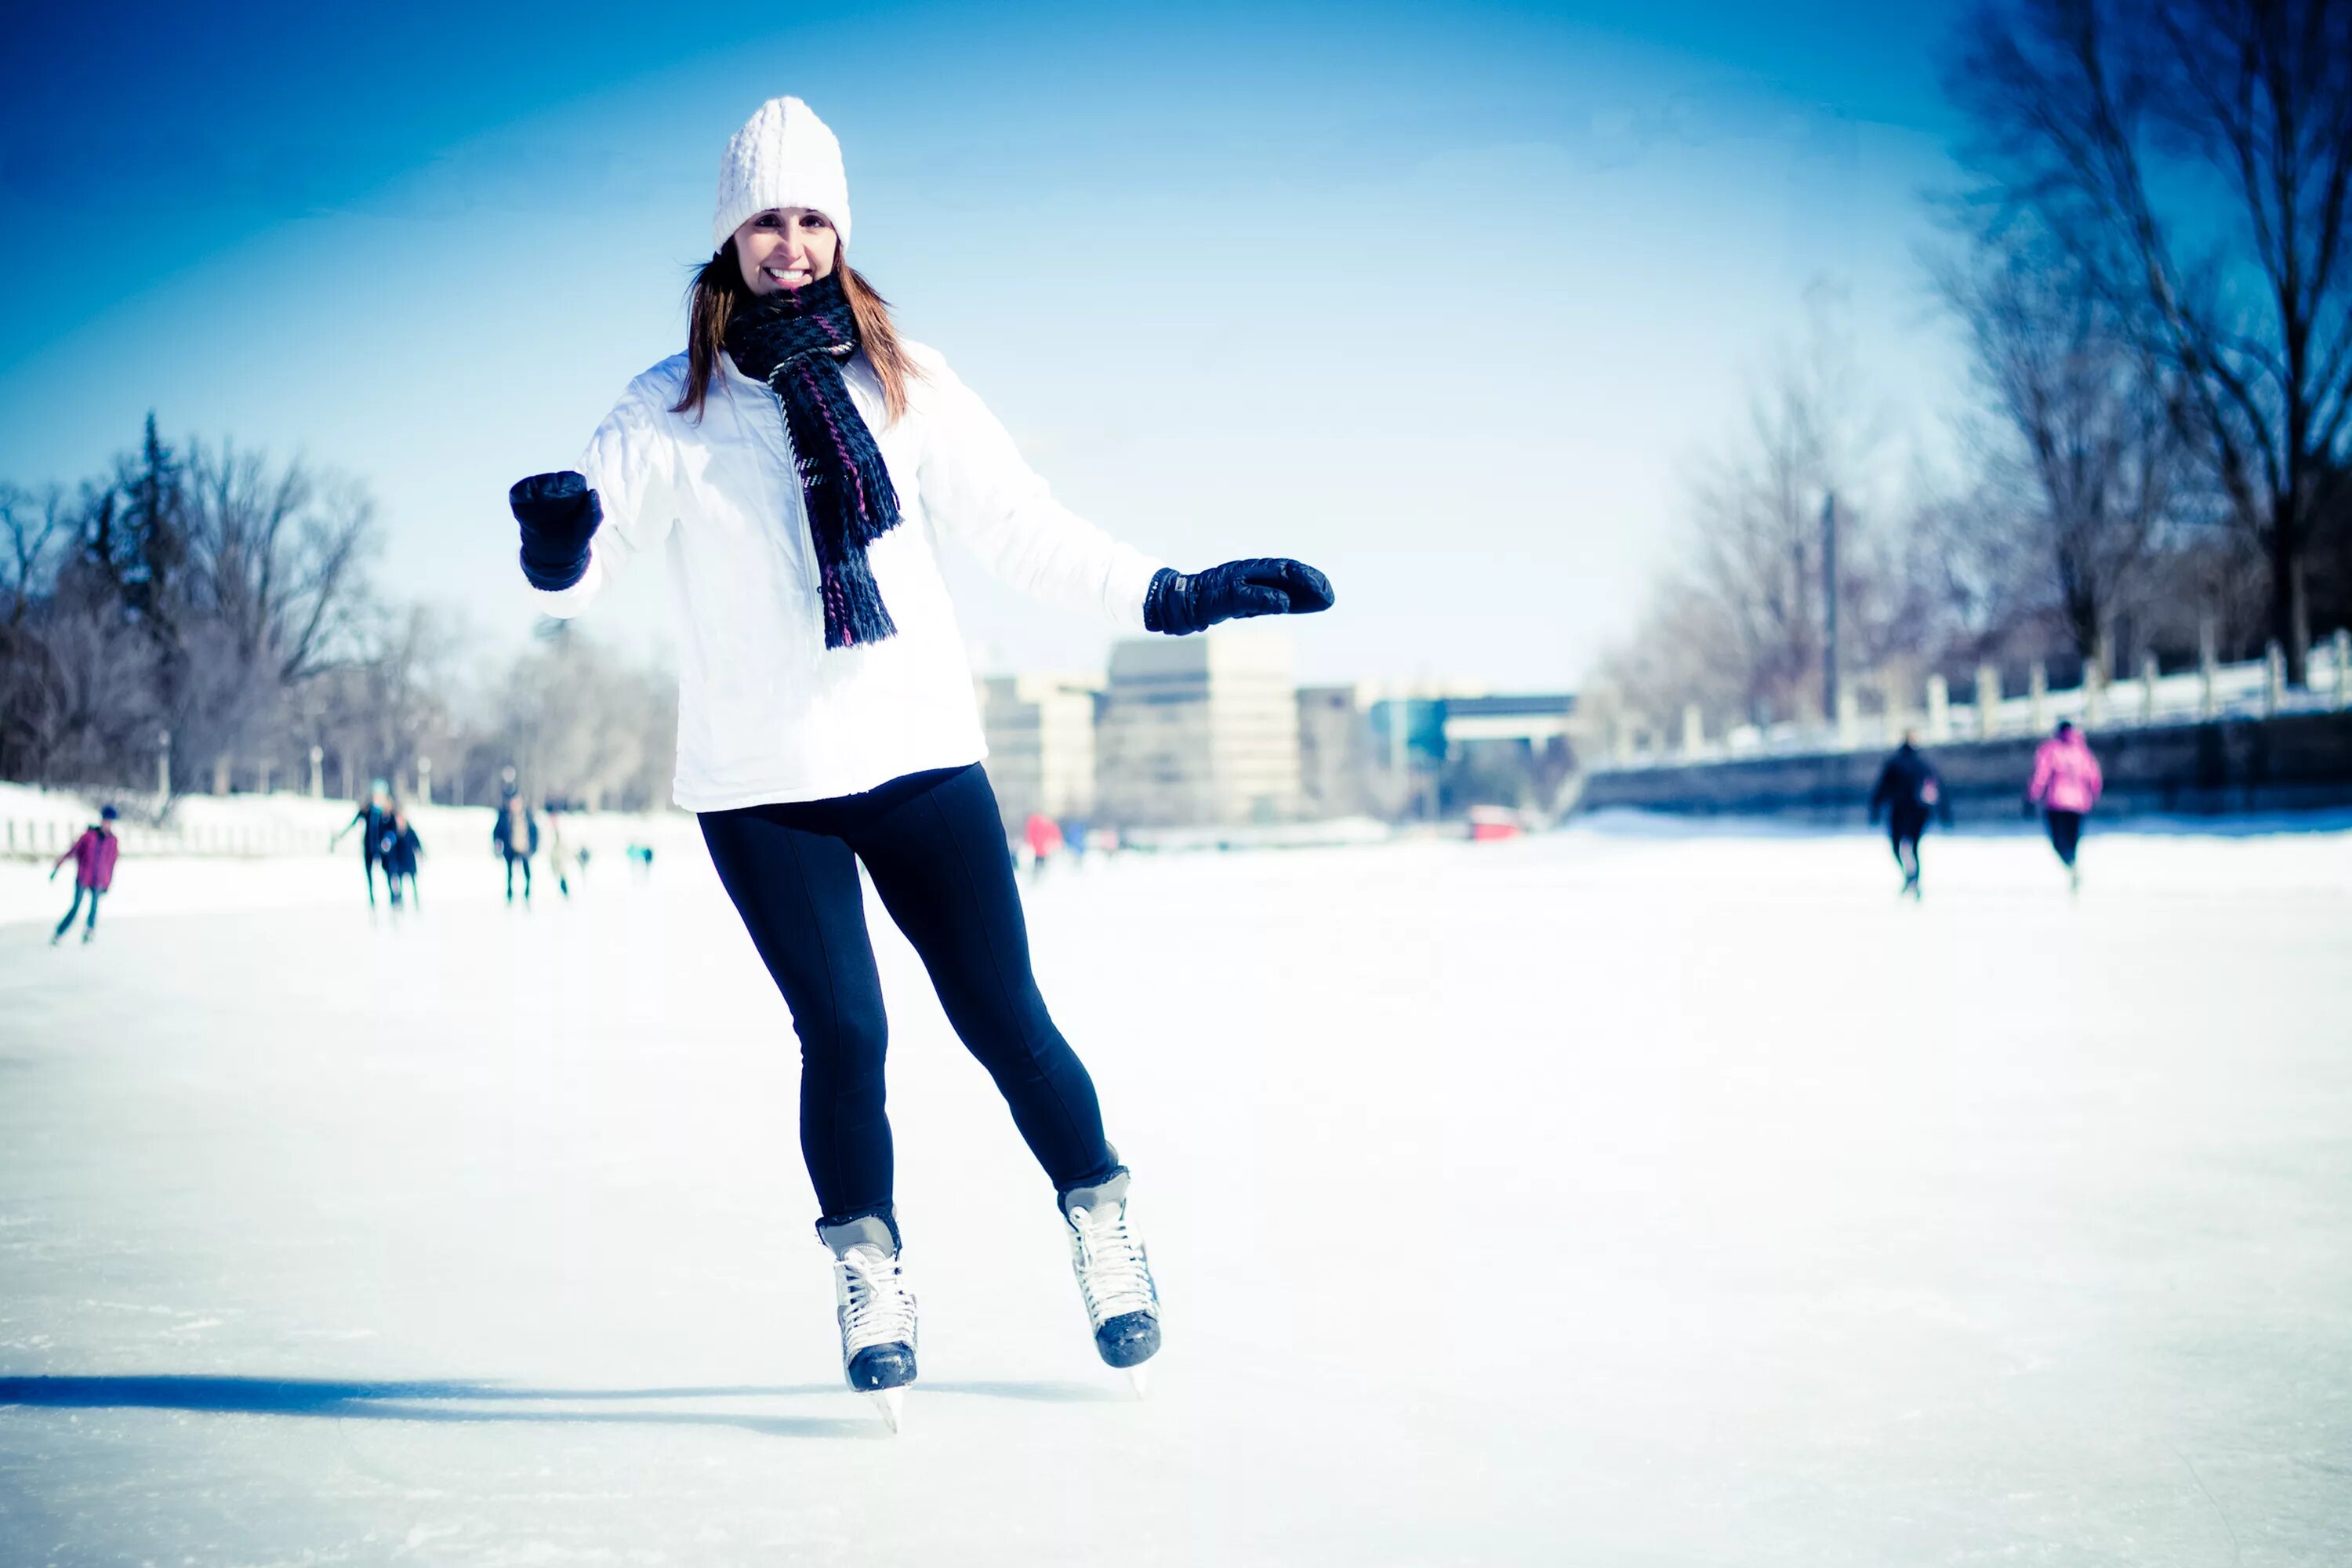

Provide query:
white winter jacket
left=530, top=344, right=1164, bottom=811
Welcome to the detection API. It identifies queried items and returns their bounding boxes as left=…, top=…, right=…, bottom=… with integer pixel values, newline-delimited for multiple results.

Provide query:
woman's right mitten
left=508, top=470, right=602, bottom=591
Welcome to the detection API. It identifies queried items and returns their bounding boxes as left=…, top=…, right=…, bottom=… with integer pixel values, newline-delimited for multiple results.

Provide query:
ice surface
left=4, top=822, right=2350, bottom=1564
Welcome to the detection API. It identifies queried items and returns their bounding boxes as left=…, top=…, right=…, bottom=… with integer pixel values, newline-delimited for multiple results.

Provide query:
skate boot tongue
left=1057, top=1169, right=1131, bottom=1221
left=817, top=1214, right=898, bottom=1260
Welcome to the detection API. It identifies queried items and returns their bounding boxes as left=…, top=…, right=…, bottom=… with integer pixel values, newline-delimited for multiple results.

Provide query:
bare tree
left=1595, top=281, right=1982, bottom=742
left=2, top=420, right=695, bottom=818
left=1592, top=575, right=1752, bottom=747
left=1934, top=228, right=2194, bottom=668
left=1664, top=290, right=1915, bottom=727
left=0, top=483, right=162, bottom=785
left=78, top=436, right=375, bottom=793
left=494, top=624, right=677, bottom=811
left=0, top=485, right=69, bottom=624
left=1947, top=0, right=2352, bottom=681
left=1683, top=373, right=1828, bottom=726
left=0, top=484, right=76, bottom=778
left=183, top=441, right=376, bottom=688
left=296, top=601, right=466, bottom=800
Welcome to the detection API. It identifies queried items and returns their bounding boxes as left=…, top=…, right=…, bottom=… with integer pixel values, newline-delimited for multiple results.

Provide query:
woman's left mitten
left=1145, top=558, right=1335, bottom=634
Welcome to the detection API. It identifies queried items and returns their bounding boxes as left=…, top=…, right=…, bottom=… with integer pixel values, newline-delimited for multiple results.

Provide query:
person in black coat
left=379, top=809, right=423, bottom=910
left=1868, top=732, right=1951, bottom=898
left=330, top=779, right=396, bottom=907
left=492, top=789, right=539, bottom=905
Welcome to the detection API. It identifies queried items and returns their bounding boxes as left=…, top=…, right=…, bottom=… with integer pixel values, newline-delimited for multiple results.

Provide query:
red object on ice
left=1467, top=808, right=1523, bottom=843
left=1023, top=813, right=1065, bottom=858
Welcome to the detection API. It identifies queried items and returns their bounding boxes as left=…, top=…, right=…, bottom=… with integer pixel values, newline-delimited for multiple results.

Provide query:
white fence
left=0, top=783, right=703, bottom=871
left=2, top=814, right=329, bottom=861
left=0, top=785, right=459, bottom=863
left=1602, top=630, right=2352, bottom=771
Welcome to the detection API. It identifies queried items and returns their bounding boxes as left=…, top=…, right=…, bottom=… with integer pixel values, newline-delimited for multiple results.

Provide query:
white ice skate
left=1060, top=1171, right=1161, bottom=1395
left=817, top=1215, right=917, bottom=1432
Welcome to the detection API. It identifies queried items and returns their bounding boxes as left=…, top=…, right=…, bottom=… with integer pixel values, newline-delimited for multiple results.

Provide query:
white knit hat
left=711, top=96, right=852, bottom=254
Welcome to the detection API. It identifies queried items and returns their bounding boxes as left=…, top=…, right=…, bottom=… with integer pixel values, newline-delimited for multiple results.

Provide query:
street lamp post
left=1821, top=492, right=1839, bottom=731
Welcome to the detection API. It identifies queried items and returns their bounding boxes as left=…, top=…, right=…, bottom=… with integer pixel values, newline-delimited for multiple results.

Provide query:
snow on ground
left=3, top=822, right=2350, bottom=1565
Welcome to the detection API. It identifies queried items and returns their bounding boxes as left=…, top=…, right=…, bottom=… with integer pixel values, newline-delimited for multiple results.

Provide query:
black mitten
left=1143, top=558, right=1335, bottom=637
left=509, top=470, right=602, bottom=592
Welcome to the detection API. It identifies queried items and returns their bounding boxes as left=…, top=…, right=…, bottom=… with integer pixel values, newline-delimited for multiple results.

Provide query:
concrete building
left=1439, top=693, right=1583, bottom=813
left=1298, top=684, right=1375, bottom=819
left=1095, top=630, right=1301, bottom=827
left=978, top=671, right=1102, bottom=835
left=1356, top=688, right=1584, bottom=819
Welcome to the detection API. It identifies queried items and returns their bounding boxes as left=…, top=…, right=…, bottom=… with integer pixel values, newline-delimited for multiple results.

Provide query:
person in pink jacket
left=49, top=804, right=122, bottom=946
left=2027, top=721, right=2103, bottom=888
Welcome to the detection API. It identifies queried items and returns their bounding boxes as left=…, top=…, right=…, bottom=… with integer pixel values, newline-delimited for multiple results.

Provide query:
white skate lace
left=1066, top=1203, right=1156, bottom=1324
left=837, top=1247, right=916, bottom=1354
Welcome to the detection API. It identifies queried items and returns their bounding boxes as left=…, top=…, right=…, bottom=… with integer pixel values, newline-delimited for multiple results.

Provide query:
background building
left=1439, top=693, right=1584, bottom=815
left=1095, top=630, right=1301, bottom=828
left=978, top=671, right=1102, bottom=836
left=1360, top=688, right=1584, bottom=820
left=1297, top=684, right=1374, bottom=820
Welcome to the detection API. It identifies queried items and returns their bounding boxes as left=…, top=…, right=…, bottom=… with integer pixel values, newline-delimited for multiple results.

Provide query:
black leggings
left=2045, top=809, right=2084, bottom=867
left=54, top=885, right=102, bottom=938
left=1887, top=809, right=1926, bottom=883
left=699, top=764, right=1114, bottom=1223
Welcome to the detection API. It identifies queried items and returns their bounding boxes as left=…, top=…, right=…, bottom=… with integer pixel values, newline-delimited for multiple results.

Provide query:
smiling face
left=734, top=207, right=840, bottom=294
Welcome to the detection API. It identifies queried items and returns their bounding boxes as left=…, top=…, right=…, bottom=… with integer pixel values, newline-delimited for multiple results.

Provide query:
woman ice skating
left=2027, top=720, right=2103, bottom=891
left=503, top=95, right=1333, bottom=1427
left=49, top=804, right=121, bottom=946
left=329, top=780, right=396, bottom=906
left=1868, top=731, right=1949, bottom=898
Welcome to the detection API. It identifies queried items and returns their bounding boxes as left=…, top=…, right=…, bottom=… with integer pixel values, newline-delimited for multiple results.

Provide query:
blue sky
left=1, top=1, right=1971, bottom=688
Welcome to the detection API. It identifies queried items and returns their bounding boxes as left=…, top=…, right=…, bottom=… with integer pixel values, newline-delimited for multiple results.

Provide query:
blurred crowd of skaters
left=37, top=726, right=2106, bottom=944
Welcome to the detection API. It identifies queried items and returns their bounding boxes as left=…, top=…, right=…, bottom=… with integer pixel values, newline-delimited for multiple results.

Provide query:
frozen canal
left=4, top=822, right=2350, bottom=1565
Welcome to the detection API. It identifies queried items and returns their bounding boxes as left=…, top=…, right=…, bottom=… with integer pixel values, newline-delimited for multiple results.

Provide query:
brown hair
left=673, top=241, right=920, bottom=424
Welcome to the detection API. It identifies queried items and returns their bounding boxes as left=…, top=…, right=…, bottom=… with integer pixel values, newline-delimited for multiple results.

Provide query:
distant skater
left=1868, top=731, right=1949, bottom=898
left=330, top=779, right=396, bottom=907
left=379, top=808, right=423, bottom=910
left=492, top=789, right=539, bottom=905
left=1022, top=811, right=1064, bottom=885
left=49, top=804, right=121, bottom=946
left=544, top=807, right=572, bottom=898
left=2027, top=720, right=2103, bottom=891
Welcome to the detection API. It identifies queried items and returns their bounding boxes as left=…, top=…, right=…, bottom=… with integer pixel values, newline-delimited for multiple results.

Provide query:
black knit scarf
left=724, top=274, right=902, bottom=649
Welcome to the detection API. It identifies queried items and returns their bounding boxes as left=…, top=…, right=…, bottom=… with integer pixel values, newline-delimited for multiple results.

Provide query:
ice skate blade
left=1123, top=1366, right=1151, bottom=1399
left=870, top=1388, right=904, bottom=1433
